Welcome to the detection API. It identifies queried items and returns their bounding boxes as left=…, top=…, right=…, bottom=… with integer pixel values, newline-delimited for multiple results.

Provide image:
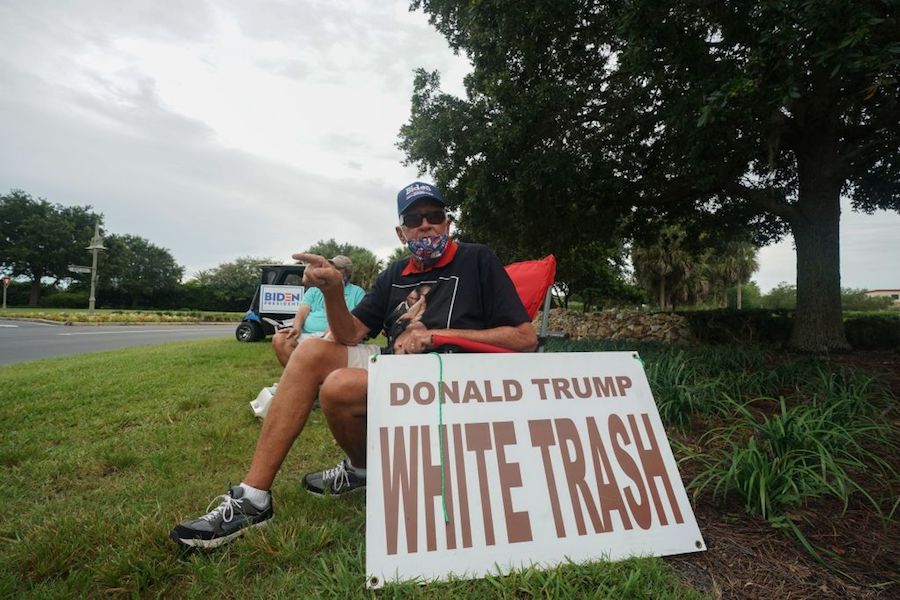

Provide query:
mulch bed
left=664, top=350, right=900, bottom=599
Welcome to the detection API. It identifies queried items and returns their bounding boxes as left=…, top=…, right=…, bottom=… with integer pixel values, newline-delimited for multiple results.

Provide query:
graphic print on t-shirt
left=384, top=276, right=459, bottom=353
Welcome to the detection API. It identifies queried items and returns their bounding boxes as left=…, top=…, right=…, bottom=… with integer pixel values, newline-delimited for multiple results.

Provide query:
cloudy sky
left=2, top=1, right=897, bottom=292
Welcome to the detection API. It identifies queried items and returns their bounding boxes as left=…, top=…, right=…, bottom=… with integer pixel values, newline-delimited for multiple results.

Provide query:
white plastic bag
left=250, top=383, right=278, bottom=418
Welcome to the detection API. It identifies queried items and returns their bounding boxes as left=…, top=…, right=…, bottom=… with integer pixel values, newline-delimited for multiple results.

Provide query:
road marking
left=0, top=320, right=60, bottom=327
left=57, top=328, right=227, bottom=336
left=0, top=324, right=19, bottom=328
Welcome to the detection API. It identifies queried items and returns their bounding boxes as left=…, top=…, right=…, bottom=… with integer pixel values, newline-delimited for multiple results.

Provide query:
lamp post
left=86, top=223, right=106, bottom=313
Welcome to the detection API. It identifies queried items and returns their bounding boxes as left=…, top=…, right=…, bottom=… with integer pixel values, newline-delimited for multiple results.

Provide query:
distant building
left=865, top=289, right=900, bottom=304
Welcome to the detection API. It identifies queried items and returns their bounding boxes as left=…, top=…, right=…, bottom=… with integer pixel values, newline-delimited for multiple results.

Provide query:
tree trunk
left=736, top=282, right=743, bottom=311
left=28, top=276, right=41, bottom=306
left=788, top=146, right=850, bottom=352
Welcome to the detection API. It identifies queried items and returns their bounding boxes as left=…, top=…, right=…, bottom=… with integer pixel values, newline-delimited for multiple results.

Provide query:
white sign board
left=259, top=285, right=304, bottom=313
left=365, top=351, right=704, bottom=588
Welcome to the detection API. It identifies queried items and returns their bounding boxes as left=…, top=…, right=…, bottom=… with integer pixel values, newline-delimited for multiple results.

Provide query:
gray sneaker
left=303, top=458, right=366, bottom=496
left=170, top=485, right=273, bottom=549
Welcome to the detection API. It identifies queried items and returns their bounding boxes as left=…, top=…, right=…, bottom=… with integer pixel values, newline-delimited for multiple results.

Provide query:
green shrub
left=543, top=337, right=672, bottom=361
left=644, top=350, right=730, bottom=428
left=762, top=357, right=828, bottom=397
left=840, top=289, right=894, bottom=311
left=761, top=283, right=797, bottom=309
left=691, top=396, right=893, bottom=521
left=844, top=315, right=900, bottom=349
left=811, top=367, right=893, bottom=420
left=688, top=345, right=767, bottom=372
left=41, top=291, right=90, bottom=308
left=760, top=286, right=892, bottom=312
left=725, top=282, right=762, bottom=309
left=677, top=309, right=793, bottom=345
left=676, top=310, right=899, bottom=350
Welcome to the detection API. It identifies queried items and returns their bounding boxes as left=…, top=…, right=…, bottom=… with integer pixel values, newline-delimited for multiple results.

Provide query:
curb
left=0, top=317, right=237, bottom=327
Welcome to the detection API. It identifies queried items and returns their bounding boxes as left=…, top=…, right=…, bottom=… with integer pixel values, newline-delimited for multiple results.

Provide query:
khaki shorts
left=346, top=344, right=381, bottom=370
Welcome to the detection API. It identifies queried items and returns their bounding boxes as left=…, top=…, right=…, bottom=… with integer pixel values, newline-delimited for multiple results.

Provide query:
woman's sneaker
left=303, top=458, right=366, bottom=496
left=170, top=485, right=273, bottom=548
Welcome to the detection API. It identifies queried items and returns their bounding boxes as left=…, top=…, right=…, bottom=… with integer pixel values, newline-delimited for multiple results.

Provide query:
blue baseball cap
left=397, top=181, right=446, bottom=216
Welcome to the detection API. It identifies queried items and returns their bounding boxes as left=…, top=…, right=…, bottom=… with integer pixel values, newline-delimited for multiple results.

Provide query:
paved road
left=0, top=319, right=238, bottom=366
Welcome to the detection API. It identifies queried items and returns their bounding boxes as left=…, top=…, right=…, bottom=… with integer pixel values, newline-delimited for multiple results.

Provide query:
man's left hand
left=393, top=322, right=432, bottom=355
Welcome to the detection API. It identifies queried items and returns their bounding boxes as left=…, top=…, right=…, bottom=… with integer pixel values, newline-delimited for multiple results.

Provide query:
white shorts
left=346, top=344, right=381, bottom=370
left=298, top=332, right=326, bottom=341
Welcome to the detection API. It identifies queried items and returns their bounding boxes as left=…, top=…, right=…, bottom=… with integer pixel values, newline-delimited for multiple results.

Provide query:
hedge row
left=2, top=281, right=249, bottom=312
left=677, top=309, right=900, bottom=350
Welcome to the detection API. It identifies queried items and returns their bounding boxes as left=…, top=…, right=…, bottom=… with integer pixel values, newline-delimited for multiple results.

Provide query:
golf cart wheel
left=235, top=321, right=263, bottom=342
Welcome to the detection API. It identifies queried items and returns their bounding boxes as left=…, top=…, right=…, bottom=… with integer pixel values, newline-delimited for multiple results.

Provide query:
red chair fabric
left=431, top=255, right=556, bottom=353
left=431, top=334, right=517, bottom=353
left=504, top=255, right=557, bottom=319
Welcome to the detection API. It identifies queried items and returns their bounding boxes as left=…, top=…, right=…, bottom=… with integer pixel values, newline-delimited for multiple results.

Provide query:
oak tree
left=401, top=0, right=899, bottom=351
left=0, top=190, right=101, bottom=305
left=98, top=234, right=184, bottom=307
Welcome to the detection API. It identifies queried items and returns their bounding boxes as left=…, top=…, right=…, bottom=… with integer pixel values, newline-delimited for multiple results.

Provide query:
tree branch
left=839, top=135, right=896, bottom=168
left=838, top=100, right=899, bottom=164
left=630, top=155, right=753, bottom=210
left=723, top=182, right=798, bottom=221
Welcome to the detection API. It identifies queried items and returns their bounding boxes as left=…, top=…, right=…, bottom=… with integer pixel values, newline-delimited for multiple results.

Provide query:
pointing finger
left=292, top=253, right=328, bottom=266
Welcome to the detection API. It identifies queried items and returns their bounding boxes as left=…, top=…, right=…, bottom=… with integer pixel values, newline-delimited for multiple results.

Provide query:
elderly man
left=170, top=181, right=536, bottom=548
left=271, top=254, right=365, bottom=367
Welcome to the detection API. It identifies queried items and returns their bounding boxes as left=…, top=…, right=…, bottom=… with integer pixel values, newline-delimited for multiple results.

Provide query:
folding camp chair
left=431, top=254, right=557, bottom=353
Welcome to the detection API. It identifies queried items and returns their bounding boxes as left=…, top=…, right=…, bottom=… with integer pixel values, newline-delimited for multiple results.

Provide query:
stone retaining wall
left=535, top=308, right=692, bottom=344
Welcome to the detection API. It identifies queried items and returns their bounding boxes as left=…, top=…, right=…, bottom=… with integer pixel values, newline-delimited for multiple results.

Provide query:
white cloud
left=1, top=0, right=896, bottom=291
left=0, top=0, right=470, bottom=277
left=753, top=198, right=900, bottom=292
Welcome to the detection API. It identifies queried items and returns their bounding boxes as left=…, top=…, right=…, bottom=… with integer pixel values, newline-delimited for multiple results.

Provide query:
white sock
left=239, top=482, right=270, bottom=508
left=347, top=462, right=367, bottom=479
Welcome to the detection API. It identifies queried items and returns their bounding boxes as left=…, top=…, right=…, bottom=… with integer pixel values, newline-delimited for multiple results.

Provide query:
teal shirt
left=301, top=283, right=366, bottom=334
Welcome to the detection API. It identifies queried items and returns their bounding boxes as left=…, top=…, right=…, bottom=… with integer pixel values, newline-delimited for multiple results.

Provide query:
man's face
left=395, top=200, right=450, bottom=243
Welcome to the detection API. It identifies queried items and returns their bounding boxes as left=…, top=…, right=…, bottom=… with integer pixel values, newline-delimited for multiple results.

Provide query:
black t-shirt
left=352, top=242, right=530, bottom=353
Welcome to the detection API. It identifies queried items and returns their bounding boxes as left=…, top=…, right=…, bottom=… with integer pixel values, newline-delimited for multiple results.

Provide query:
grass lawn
left=0, top=340, right=703, bottom=598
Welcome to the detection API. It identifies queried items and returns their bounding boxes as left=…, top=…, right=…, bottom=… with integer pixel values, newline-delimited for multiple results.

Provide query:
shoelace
left=200, top=493, right=241, bottom=524
left=322, top=461, right=351, bottom=491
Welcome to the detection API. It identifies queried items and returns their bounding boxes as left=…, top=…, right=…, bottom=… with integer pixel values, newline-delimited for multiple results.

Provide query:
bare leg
left=271, top=330, right=298, bottom=367
left=319, top=368, right=368, bottom=468
left=243, top=338, right=348, bottom=489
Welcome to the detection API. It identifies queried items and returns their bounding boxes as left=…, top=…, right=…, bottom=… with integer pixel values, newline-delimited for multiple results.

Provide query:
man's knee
left=272, top=334, right=297, bottom=367
left=319, top=369, right=368, bottom=413
left=284, top=338, right=347, bottom=380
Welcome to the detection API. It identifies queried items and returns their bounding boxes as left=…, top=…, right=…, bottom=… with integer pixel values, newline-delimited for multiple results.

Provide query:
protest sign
left=365, top=351, right=705, bottom=588
left=259, top=285, right=304, bottom=313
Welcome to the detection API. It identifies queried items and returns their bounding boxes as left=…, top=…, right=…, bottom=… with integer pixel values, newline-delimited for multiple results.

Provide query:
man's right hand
left=293, top=253, right=342, bottom=293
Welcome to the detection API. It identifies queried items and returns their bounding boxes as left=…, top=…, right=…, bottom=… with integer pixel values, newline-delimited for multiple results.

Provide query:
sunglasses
left=400, top=210, right=447, bottom=228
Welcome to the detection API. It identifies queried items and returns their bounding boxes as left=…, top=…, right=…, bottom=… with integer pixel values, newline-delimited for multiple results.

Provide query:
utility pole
left=1, top=275, right=9, bottom=309
left=86, top=222, right=106, bottom=313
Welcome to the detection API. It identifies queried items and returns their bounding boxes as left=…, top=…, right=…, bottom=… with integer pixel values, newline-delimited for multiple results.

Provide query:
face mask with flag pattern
left=407, top=233, right=449, bottom=265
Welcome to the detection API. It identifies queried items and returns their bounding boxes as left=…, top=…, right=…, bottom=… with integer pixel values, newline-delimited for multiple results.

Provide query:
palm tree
left=633, top=228, right=759, bottom=310
left=706, top=251, right=732, bottom=308
left=631, top=225, right=693, bottom=310
left=727, top=242, right=759, bottom=310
